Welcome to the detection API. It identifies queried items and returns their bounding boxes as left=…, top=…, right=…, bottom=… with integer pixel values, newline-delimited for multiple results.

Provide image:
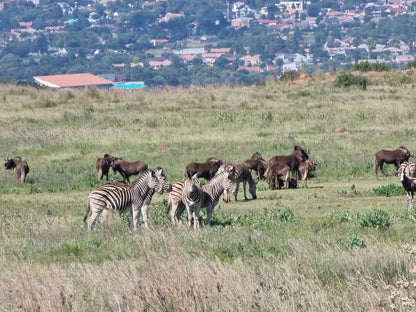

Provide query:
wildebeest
left=96, top=154, right=115, bottom=181
left=111, top=158, right=148, bottom=183
left=266, top=163, right=291, bottom=189
left=299, top=160, right=317, bottom=188
left=374, top=146, right=412, bottom=177
left=185, top=157, right=223, bottom=180
left=241, top=153, right=268, bottom=180
left=266, top=146, right=309, bottom=182
left=4, top=157, right=29, bottom=183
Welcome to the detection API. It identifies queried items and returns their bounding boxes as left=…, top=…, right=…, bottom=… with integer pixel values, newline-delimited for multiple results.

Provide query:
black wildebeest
left=111, top=158, right=148, bottom=183
left=96, top=154, right=116, bottom=181
left=185, top=157, right=223, bottom=180
left=241, top=152, right=268, bottom=180
left=266, top=146, right=309, bottom=185
left=374, top=146, right=412, bottom=177
left=4, top=157, right=29, bottom=183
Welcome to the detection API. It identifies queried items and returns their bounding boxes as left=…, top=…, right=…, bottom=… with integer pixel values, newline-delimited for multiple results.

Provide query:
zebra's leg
left=185, top=204, right=192, bottom=228
left=131, top=204, right=141, bottom=230
left=408, top=191, right=414, bottom=212
left=193, top=206, right=200, bottom=230
left=243, top=180, right=248, bottom=200
left=99, top=209, right=110, bottom=225
left=170, top=201, right=178, bottom=225
left=234, top=182, right=240, bottom=200
left=87, top=209, right=101, bottom=231
left=141, top=204, right=150, bottom=228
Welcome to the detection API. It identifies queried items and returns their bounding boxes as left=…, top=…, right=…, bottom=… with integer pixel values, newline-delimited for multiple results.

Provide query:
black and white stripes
left=84, top=167, right=171, bottom=230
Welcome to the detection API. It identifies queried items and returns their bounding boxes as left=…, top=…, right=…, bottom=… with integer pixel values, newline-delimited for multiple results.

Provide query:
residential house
left=33, top=73, right=115, bottom=89
left=231, top=17, right=251, bottom=28
left=241, top=54, right=261, bottom=66
left=148, top=60, right=172, bottom=69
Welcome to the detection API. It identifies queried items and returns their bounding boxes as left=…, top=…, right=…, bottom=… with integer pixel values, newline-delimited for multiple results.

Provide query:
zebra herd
left=85, top=153, right=264, bottom=230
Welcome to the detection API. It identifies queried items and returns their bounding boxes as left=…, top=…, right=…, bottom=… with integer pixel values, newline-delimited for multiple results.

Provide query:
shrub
left=351, top=61, right=390, bottom=72
left=370, top=183, right=405, bottom=197
left=359, top=209, right=391, bottom=229
left=334, top=72, right=368, bottom=89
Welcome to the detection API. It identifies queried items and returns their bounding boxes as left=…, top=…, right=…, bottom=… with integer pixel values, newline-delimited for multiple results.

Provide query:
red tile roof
left=33, top=73, right=115, bottom=88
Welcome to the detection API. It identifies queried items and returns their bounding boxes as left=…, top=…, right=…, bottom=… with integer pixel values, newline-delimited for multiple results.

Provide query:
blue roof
left=112, top=82, right=146, bottom=89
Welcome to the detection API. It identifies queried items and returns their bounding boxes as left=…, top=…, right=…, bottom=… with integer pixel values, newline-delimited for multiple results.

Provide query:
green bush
left=369, top=183, right=405, bottom=197
left=334, top=72, right=368, bottom=89
left=359, top=209, right=391, bottom=229
left=351, top=61, right=390, bottom=72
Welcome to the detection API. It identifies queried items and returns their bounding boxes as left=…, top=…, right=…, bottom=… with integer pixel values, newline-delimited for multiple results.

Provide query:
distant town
left=1, top=0, right=416, bottom=87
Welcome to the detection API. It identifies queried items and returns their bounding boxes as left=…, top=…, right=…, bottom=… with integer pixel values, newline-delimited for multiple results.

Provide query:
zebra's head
left=152, top=167, right=172, bottom=194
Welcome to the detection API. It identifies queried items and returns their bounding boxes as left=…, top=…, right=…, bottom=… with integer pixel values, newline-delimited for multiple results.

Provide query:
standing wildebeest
left=266, top=146, right=309, bottom=184
left=185, top=157, right=223, bottom=180
left=241, top=153, right=268, bottom=180
left=4, top=157, right=29, bottom=183
left=266, top=163, right=291, bottom=189
left=374, top=146, right=412, bottom=177
left=96, top=154, right=115, bottom=181
left=299, top=160, right=317, bottom=188
left=111, top=158, right=148, bottom=183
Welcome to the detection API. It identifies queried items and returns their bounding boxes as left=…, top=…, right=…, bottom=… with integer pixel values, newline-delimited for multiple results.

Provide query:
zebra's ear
left=152, top=167, right=163, bottom=176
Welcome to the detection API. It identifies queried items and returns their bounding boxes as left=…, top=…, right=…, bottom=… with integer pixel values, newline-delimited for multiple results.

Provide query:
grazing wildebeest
left=4, top=157, right=29, bottom=183
left=111, top=158, right=148, bottom=183
left=374, top=146, right=412, bottom=177
left=299, top=160, right=317, bottom=188
left=241, top=155, right=268, bottom=181
left=185, top=157, right=223, bottom=180
left=96, top=154, right=115, bottom=181
left=266, top=146, right=309, bottom=182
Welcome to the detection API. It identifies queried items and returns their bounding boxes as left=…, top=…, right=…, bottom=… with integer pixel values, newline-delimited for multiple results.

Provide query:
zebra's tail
left=84, top=198, right=91, bottom=223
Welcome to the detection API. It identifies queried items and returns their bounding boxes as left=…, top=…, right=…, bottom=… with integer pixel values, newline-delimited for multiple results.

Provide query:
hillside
left=2, top=0, right=416, bottom=86
left=1, top=72, right=416, bottom=311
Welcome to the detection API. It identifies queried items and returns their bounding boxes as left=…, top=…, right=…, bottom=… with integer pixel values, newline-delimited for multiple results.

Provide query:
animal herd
left=4, top=145, right=416, bottom=230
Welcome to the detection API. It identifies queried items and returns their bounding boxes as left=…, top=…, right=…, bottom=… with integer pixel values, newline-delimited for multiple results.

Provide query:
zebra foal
left=167, top=168, right=235, bottom=228
left=219, top=163, right=257, bottom=201
left=182, top=174, right=204, bottom=229
left=84, top=167, right=171, bottom=230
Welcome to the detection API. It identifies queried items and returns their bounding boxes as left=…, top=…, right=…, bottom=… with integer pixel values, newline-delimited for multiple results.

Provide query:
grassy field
left=2, top=72, right=416, bottom=311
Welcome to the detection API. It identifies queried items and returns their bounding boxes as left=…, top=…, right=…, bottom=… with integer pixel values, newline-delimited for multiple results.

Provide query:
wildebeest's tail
left=84, top=198, right=91, bottom=223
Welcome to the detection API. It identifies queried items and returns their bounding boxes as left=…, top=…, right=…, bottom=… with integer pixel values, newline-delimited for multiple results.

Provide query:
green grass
left=1, top=73, right=416, bottom=311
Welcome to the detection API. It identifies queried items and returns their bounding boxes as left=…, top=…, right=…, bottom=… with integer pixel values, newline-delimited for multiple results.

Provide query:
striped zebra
left=219, top=163, right=257, bottom=201
left=167, top=167, right=235, bottom=228
left=84, top=167, right=171, bottom=230
left=397, top=161, right=416, bottom=212
left=182, top=174, right=204, bottom=229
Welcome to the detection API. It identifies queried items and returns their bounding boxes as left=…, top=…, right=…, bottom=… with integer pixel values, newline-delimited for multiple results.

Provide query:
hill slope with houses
left=1, top=0, right=416, bottom=87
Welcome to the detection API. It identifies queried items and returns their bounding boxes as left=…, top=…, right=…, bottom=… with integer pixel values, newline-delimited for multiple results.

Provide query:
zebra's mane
left=131, top=170, right=152, bottom=187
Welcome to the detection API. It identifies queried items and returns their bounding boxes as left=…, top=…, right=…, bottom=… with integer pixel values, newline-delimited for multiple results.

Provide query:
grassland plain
left=2, top=72, right=416, bottom=311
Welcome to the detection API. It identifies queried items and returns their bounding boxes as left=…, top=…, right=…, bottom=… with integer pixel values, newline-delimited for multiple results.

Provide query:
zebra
left=166, top=167, right=235, bottom=228
left=182, top=174, right=204, bottom=229
left=84, top=167, right=171, bottom=230
left=398, top=161, right=416, bottom=212
left=219, top=163, right=257, bottom=201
